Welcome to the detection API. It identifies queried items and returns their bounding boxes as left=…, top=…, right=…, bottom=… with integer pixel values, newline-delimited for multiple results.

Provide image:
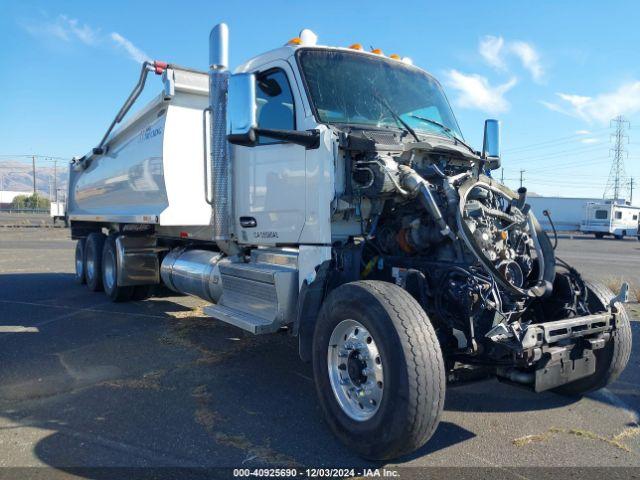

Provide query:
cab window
left=256, top=69, right=295, bottom=144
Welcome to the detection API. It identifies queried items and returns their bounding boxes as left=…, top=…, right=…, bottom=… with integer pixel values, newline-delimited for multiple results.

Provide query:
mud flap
left=534, top=346, right=596, bottom=392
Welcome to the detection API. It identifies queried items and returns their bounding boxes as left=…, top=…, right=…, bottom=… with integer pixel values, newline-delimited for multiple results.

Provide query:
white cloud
left=445, top=70, right=517, bottom=113
left=20, top=14, right=148, bottom=64
left=479, top=36, right=506, bottom=70
left=509, top=41, right=543, bottom=82
left=110, top=32, right=150, bottom=63
left=478, top=35, right=544, bottom=83
left=580, top=138, right=600, bottom=144
left=575, top=130, right=591, bottom=135
left=542, top=82, right=640, bottom=123
left=21, top=14, right=99, bottom=45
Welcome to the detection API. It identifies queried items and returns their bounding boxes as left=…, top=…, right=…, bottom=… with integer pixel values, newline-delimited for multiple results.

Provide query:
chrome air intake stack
left=209, top=23, right=230, bottom=242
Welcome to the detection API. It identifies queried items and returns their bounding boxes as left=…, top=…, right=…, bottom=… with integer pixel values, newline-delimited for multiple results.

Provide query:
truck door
left=233, top=64, right=306, bottom=245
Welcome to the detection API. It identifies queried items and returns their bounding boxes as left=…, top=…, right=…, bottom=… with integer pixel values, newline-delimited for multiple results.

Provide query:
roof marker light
left=389, top=54, right=401, bottom=60
left=299, top=29, right=318, bottom=46
left=286, top=37, right=302, bottom=46
left=349, top=43, right=363, bottom=51
left=371, top=48, right=384, bottom=55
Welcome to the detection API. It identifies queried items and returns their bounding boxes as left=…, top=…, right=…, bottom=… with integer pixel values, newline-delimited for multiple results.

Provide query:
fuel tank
left=68, top=67, right=212, bottom=227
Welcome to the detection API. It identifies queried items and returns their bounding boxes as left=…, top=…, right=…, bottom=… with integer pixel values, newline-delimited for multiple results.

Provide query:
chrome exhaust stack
left=209, top=23, right=231, bottom=242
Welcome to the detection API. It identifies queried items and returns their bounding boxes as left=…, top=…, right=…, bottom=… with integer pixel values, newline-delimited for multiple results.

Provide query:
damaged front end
left=332, top=126, right=628, bottom=392
left=490, top=281, right=628, bottom=392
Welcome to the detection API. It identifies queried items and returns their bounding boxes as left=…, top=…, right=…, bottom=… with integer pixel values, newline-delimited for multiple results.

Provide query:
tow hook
left=610, top=282, right=629, bottom=312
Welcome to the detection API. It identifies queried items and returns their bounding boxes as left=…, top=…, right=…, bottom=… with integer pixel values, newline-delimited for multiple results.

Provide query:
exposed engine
left=335, top=128, right=593, bottom=364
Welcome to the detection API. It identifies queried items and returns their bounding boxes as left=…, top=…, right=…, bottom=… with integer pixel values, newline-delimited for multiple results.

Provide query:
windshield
left=297, top=49, right=463, bottom=140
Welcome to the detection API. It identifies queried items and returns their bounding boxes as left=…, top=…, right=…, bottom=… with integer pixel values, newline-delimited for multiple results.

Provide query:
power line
left=507, top=144, right=604, bottom=164
left=503, top=128, right=610, bottom=153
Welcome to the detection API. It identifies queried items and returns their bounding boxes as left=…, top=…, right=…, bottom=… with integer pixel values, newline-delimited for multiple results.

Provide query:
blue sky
left=1, top=0, right=640, bottom=200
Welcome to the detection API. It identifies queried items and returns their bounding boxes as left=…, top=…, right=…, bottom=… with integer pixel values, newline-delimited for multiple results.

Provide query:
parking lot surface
left=0, top=226, right=638, bottom=475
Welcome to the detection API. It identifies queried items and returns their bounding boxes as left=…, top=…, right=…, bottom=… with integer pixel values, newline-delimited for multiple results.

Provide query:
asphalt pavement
left=0, top=226, right=638, bottom=476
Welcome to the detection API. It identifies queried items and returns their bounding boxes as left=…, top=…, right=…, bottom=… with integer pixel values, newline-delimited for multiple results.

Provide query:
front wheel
left=553, top=281, right=632, bottom=396
left=312, top=281, right=445, bottom=460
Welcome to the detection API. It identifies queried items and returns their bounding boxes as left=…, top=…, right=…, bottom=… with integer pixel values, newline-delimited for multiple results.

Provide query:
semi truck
left=67, top=23, right=632, bottom=460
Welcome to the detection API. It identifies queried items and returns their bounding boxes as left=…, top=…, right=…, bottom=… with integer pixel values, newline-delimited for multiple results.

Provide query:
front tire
left=85, top=232, right=105, bottom=292
left=312, top=281, right=445, bottom=460
left=553, top=281, right=632, bottom=396
left=102, top=235, right=134, bottom=302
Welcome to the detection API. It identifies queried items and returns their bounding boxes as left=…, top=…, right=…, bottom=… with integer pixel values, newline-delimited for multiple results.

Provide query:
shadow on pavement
left=0, top=272, right=637, bottom=472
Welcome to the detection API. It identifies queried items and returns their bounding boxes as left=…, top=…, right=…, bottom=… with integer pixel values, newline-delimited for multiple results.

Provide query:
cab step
left=202, top=304, right=279, bottom=334
left=204, top=257, right=298, bottom=334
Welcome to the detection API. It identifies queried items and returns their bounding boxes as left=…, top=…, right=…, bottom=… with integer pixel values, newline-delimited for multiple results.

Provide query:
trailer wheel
left=553, top=281, right=632, bottom=396
left=85, top=232, right=105, bottom=292
left=595, top=233, right=604, bottom=239
left=74, top=239, right=86, bottom=285
left=102, top=235, right=134, bottom=302
left=615, top=233, right=624, bottom=240
left=312, top=280, right=445, bottom=460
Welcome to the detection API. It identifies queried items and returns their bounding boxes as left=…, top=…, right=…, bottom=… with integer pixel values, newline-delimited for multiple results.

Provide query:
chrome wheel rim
left=103, top=250, right=116, bottom=291
left=327, top=319, right=384, bottom=421
left=75, top=245, right=84, bottom=278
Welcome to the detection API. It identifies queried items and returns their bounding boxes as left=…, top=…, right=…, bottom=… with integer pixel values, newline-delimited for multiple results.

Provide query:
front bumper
left=495, top=312, right=616, bottom=392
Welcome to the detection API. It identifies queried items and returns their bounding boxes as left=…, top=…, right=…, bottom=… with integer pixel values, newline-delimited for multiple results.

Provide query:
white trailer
left=50, top=201, right=66, bottom=225
left=527, top=196, right=600, bottom=232
left=580, top=201, right=639, bottom=239
left=66, top=24, right=631, bottom=460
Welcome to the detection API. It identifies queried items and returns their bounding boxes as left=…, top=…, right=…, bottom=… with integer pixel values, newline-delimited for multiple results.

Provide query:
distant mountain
left=0, top=160, right=68, bottom=199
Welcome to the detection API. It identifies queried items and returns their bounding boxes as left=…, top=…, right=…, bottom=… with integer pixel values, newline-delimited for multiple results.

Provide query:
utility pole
left=630, top=177, right=634, bottom=204
left=53, top=159, right=58, bottom=204
left=519, top=169, right=525, bottom=189
left=31, top=155, right=37, bottom=197
left=500, top=168, right=504, bottom=183
left=604, top=115, right=630, bottom=202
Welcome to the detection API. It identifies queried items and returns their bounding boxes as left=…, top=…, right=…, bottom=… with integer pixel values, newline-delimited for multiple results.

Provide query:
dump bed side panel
left=68, top=68, right=212, bottom=227
left=68, top=97, right=168, bottom=223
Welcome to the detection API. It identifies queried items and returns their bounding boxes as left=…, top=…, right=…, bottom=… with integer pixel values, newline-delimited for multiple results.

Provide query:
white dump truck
left=68, top=24, right=631, bottom=460
left=580, top=200, right=640, bottom=239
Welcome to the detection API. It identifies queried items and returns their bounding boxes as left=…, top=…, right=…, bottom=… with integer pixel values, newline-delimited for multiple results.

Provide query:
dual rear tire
left=74, top=233, right=153, bottom=302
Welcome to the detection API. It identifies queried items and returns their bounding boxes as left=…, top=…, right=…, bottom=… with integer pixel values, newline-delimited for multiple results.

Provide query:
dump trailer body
left=68, top=67, right=211, bottom=229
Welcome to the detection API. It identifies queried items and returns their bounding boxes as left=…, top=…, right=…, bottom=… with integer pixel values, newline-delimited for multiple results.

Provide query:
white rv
left=580, top=200, right=640, bottom=239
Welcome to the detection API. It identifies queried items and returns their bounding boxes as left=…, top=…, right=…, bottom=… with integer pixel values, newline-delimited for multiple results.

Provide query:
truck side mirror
left=227, top=73, right=257, bottom=146
left=482, top=119, right=501, bottom=170
left=226, top=71, right=320, bottom=149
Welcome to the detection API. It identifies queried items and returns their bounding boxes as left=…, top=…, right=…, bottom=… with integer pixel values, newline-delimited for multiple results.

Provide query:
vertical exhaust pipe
left=209, top=23, right=230, bottom=242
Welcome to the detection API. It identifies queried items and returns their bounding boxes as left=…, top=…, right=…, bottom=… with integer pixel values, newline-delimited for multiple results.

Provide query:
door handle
left=239, top=217, right=257, bottom=228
